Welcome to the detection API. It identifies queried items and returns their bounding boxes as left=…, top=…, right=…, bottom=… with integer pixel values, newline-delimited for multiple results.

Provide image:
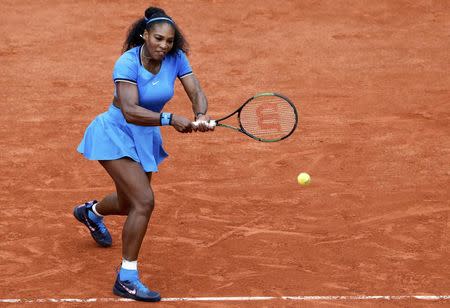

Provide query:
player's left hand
left=194, top=114, right=214, bottom=132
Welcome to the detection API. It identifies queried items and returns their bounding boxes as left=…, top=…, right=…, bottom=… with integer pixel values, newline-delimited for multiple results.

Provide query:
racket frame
left=215, top=92, right=298, bottom=142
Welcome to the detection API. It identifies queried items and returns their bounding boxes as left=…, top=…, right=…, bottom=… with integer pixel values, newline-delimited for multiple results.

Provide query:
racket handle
left=192, top=120, right=216, bottom=128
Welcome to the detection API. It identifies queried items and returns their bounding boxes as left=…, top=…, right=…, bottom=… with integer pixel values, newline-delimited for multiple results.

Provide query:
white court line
left=1, top=295, right=449, bottom=303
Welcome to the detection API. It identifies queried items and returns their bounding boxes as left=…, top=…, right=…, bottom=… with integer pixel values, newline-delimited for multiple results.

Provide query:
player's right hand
left=171, top=114, right=193, bottom=133
left=193, top=114, right=214, bottom=132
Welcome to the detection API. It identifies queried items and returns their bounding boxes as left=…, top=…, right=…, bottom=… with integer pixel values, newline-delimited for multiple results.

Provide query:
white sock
left=121, top=259, right=138, bottom=271
left=92, top=203, right=103, bottom=217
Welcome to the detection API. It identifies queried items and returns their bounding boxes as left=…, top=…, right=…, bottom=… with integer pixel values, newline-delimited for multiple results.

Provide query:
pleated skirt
left=77, top=104, right=168, bottom=172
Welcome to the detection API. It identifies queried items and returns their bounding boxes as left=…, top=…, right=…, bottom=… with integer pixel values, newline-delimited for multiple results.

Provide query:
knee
left=117, top=197, right=130, bottom=216
left=131, top=191, right=154, bottom=216
left=118, top=206, right=130, bottom=216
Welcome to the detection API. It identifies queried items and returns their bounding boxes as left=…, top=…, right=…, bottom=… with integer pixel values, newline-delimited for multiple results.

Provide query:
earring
left=140, top=34, right=144, bottom=39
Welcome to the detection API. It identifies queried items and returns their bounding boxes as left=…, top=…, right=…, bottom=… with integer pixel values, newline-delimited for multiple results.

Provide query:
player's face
left=143, top=23, right=175, bottom=61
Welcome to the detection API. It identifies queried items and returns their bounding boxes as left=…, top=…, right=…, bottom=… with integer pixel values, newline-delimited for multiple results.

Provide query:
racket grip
left=192, top=120, right=216, bottom=128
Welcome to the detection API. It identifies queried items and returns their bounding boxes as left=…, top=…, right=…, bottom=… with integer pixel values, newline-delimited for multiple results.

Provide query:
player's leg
left=99, top=158, right=160, bottom=302
left=121, top=172, right=153, bottom=261
left=93, top=173, right=153, bottom=217
left=72, top=164, right=148, bottom=247
left=95, top=187, right=131, bottom=216
left=73, top=180, right=130, bottom=247
left=99, top=159, right=154, bottom=260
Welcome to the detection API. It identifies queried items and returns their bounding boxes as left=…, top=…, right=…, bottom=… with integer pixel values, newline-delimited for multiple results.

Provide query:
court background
left=0, top=0, right=449, bottom=307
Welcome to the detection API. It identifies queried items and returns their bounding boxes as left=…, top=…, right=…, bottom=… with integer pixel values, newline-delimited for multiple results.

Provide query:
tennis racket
left=193, top=92, right=298, bottom=142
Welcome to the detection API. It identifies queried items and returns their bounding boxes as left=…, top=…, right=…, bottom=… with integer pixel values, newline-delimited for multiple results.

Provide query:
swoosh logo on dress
left=152, top=80, right=159, bottom=86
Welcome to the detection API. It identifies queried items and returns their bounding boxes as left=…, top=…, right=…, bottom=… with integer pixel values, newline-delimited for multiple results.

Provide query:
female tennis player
left=74, top=6, right=212, bottom=302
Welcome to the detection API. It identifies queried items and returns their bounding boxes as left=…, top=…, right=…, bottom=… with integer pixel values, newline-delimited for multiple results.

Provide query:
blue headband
left=145, top=17, right=174, bottom=25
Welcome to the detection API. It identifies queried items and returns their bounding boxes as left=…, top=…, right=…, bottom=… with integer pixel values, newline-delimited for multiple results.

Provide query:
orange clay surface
left=0, top=1, right=449, bottom=307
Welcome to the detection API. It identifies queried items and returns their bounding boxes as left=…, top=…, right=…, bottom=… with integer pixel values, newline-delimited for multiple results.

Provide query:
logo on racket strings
left=255, top=103, right=282, bottom=131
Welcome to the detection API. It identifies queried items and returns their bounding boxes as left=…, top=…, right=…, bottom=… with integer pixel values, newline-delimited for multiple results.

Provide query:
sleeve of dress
left=112, top=52, right=138, bottom=85
left=176, top=50, right=193, bottom=79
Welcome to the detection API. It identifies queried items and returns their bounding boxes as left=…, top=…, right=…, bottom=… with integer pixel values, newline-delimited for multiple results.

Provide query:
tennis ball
left=297, top=172, right=311, bottom=186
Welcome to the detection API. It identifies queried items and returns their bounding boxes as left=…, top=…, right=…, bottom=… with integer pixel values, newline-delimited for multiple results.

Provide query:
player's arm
left=116, top=82, right=192, bottom=132
left=116, top=82, right=159, bottom=126
left=180, top=74, right=212, bottom=132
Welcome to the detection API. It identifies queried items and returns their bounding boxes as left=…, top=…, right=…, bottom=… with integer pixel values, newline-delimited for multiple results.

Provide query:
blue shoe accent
left=113, top=274, right=161, bottom=302
left=73, top=200, right=112, bottom=247
left=119, top=268, right=139, bottom=281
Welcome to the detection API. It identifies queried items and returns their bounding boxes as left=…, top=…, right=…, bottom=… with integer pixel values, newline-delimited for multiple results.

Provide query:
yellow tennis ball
left=297, top=172, right=311, bottom=186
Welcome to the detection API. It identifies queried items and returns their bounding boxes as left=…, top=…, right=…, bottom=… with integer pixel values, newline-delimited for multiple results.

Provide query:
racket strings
left=239, top=96, right=297, bottom=141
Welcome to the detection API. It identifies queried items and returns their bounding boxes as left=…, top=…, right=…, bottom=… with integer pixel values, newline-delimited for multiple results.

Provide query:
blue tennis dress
left=77, top=46, right=193, bottom=172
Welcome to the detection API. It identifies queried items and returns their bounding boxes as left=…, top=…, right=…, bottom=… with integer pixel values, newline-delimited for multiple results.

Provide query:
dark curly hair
left=122, top=7, right=189, bottom=55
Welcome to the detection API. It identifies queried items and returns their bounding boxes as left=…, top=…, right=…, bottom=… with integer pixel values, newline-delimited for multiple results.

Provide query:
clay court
left=1, top=0, right=449, bottom=307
